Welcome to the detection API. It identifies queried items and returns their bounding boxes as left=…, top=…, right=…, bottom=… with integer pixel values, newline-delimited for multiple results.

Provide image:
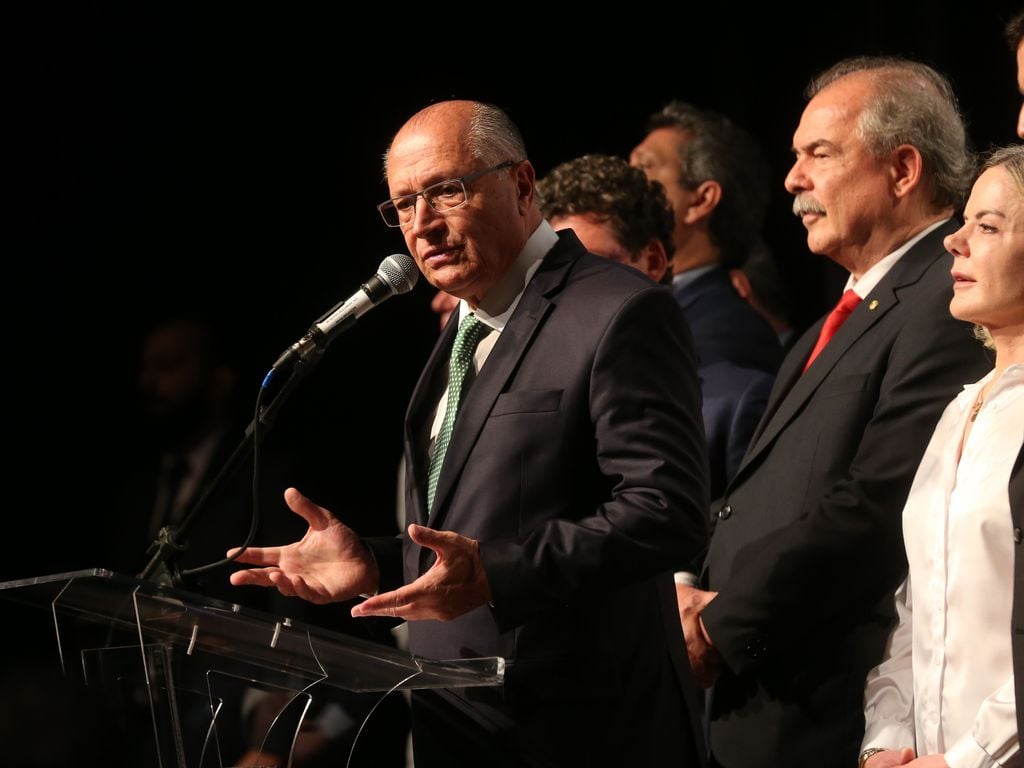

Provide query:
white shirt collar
left=844, top=218, right=950, bottom=299
left=457, top=220, right=558, bottom=331
left=953, top=364, right=1023, bottom=411
left=671, top=264, right=718, bottom=293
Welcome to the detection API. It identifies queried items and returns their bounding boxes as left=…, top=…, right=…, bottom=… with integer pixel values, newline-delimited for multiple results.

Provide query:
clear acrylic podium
left=0, top=569, right=504, bottom=767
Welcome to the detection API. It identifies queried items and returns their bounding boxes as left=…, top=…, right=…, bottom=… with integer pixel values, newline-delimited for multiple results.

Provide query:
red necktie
left=803, top=290, right=862, bottom=372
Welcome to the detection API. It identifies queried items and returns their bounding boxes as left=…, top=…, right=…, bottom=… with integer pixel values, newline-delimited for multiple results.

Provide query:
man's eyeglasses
left=377, top=160, right=516, bottom=228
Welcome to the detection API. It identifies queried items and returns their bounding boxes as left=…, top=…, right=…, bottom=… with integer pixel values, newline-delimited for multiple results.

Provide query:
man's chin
left=804, top=233, right=835, bottom=257
left=426, top=267, right=470, bottom=297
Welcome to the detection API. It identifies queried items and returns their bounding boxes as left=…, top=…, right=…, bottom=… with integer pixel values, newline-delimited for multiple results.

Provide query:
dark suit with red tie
left=700, top=221, right=991, bottom=767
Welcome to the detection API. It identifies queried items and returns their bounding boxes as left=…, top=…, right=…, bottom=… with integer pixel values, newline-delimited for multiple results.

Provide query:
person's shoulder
left=565, top=250, right=666, bottom=298
left=683, top=267, right=773, bottom=323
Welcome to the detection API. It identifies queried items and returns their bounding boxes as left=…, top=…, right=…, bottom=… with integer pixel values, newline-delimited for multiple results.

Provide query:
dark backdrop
left=8, top=2, right=1021, bottom=586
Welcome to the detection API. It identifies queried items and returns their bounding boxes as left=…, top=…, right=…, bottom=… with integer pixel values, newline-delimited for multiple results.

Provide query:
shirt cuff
left=358, top=539, right=380, bottom=599
left=673, top=571, right=698, bottom=586
left=860, top=720, right=915, bottom=757
left=944, top=734, right=1001, bottom=768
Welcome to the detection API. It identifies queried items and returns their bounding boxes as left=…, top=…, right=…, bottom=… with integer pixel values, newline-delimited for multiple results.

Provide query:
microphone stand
left=137, top=347, right=326, bottom=587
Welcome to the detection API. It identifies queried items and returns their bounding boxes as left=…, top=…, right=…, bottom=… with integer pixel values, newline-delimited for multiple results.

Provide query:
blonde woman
left=861, top=144, right=1024, bottom=768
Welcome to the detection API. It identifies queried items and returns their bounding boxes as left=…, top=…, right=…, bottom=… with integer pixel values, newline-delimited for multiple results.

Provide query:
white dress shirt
left=862, top=364, right=1024, bottom=768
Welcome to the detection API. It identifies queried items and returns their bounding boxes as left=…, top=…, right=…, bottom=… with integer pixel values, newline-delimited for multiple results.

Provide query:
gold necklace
left=969, top=396, right=984, bottom=422
left=969, top=380, right=993, bottom=423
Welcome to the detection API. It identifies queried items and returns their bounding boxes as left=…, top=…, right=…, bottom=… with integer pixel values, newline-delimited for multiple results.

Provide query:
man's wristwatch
left=859, top=747, right=887, bottom=768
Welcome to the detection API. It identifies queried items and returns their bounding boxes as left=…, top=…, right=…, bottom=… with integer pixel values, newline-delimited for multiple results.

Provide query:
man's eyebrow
left=792, top=139, right=840, bottom=155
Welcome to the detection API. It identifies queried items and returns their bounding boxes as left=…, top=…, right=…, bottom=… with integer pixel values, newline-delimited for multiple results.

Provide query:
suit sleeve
left=701, top=282, right=987, bottom=675
left=480, top=287, right=710, bottom=632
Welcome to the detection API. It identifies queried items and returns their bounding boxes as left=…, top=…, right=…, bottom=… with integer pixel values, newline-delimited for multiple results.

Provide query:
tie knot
left=452, top=314, right=488, bottom=361
left=426, top=313, right=490, bottom=513
left=835, top=289, right=862, bottom=316
left=802, top=290, right=863, bottom=373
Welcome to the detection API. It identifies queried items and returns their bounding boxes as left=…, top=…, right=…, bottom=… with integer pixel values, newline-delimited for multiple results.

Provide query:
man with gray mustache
left=792, top=196, right=826, bottom=219
left=677, top=57, right=991, bottom=766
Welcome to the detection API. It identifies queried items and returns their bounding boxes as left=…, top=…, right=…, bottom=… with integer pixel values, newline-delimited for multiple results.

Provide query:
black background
left=8, top=2, right=1022, bottom=584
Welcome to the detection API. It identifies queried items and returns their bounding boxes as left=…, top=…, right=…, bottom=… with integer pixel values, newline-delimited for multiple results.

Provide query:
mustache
left=792, top=195, right=826, bottom=217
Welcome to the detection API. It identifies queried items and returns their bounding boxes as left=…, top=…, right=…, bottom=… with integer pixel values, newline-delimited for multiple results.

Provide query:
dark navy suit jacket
left=675, top=266, right=782, bottom=499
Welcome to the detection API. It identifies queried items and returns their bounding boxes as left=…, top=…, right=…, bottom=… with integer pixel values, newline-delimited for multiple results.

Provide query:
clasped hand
left=229, top=487, right=491, bottom=621
left=676, top=583, right=722, bottom=687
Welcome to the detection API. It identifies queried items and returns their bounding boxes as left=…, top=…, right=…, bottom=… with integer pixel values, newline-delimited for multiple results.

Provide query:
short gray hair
left=465, top=102, right=528, bottom=165
left=382, top=101, right=527, bottom=180
left=808, top=56, right=973, bottom=210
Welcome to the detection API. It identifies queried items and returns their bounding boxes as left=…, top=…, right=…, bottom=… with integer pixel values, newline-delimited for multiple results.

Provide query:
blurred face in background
left=631, top=127, right=694, bottom=264
left=549, top=213, right=667, bottom=283
left=430, top=290, right=460, bottom=331
left=138, top=321, right=225, bottom=445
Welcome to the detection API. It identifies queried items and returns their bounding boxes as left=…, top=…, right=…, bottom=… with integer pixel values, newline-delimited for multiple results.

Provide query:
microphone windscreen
left=378, top=254, right=419, bottom=295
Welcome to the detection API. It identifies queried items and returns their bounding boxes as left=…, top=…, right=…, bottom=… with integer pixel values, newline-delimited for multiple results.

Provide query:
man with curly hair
left=536, top=153, right=674, bottom=285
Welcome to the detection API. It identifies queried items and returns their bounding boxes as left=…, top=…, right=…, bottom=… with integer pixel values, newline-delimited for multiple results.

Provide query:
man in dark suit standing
left=679, top=57, right=991, bottom=767
left=631, top=102, right=782, bottom=500
left=230, top=100, right=709, bottom=767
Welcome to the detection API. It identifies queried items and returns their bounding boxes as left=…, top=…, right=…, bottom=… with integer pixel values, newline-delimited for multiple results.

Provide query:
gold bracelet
left=859, top=747, right=887, bottom=768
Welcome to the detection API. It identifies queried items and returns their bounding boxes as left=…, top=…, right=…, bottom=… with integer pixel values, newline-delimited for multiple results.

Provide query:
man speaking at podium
left=228, top=100, right=709, bottom=767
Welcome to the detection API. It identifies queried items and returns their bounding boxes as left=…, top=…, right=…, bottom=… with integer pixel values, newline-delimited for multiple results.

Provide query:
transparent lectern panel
left=0, top=570, right=504, bottom=767
left=0, top=569, right=504, bottom=691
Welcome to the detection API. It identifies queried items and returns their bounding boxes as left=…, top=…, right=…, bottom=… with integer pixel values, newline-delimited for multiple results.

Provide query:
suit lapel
left=730, top=220, right=957, bottom=487
left=746, top=326, right=818, bottom=449
left=419, top=233, right=580, bottom=530
left=405, top=318, right=459, bottom=526
left=743, top=286, right=894, bottom=462
left=426, top=290, right=552, bottom=529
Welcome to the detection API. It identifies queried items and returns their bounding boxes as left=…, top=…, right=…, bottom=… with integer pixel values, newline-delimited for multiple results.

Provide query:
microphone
left=272, top=254, right=419, bottom=370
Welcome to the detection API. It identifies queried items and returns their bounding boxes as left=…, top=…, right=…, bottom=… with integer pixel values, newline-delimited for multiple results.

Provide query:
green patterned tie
left=426, top=314, right=489, bottom=512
